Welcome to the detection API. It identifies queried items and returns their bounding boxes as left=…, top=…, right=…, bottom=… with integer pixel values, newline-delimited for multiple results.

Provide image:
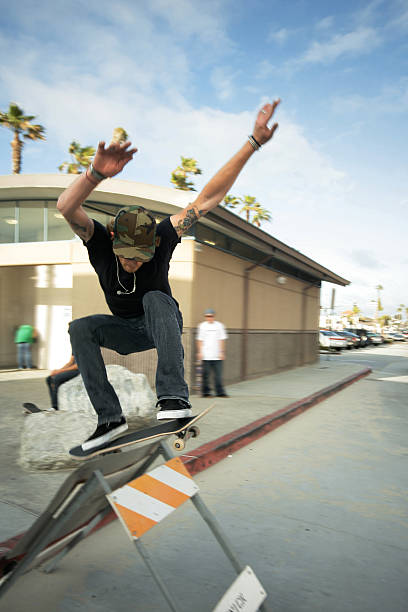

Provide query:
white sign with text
left=213, top=566, right=267, bottom=612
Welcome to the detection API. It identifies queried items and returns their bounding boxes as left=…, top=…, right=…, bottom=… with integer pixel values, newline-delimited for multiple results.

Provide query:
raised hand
left=93, top=141, right=138, bottom=178
left=252, top=99, right=280, bottom=146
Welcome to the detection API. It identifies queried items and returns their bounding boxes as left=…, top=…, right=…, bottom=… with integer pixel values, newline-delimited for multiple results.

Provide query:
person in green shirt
left=14, top=324, right=36, bottom=369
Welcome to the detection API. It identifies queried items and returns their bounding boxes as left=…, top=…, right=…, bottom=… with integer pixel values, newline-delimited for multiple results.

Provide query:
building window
left=47, top=203, right=74, bottom=241
left=0, top=203, right=17, bottom=243
left=0, top=198, right=171, bottom=245
left=195, top=223, right=267, bottom=264
left=88, top=210, right=111, bottom=228
left=18, top=201, right=44, bottom=242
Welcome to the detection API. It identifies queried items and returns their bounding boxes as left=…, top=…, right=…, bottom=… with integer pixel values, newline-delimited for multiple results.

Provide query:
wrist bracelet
left=251, top=135, right=261, bottom=148
left=248, top=135, right=261, bottom=151
left=89, top=163, right=107, bottom=182
left=85, top=168, right=99, bottom=186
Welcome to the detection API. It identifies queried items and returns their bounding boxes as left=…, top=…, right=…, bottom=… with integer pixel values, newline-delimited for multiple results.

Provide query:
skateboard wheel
left=190, top=426, right=200, bottom=438
left=173, top=438, right=185, bottom=451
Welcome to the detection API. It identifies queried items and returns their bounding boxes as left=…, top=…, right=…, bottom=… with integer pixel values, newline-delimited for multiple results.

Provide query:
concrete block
left=19, top=366, right=157, bottom=471
left=58, top=365, right=156, bottom=421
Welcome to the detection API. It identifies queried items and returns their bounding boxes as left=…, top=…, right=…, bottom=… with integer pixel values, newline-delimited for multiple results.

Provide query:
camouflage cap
left=111, top=206, right=157, bottom=261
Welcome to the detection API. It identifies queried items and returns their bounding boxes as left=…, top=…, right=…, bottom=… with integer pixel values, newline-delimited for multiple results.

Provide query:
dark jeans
left=202, top=360, right=225, bottom=395
left=68, top=291, right=189, bottom=425
left=46, top=369, right=80, bottom=409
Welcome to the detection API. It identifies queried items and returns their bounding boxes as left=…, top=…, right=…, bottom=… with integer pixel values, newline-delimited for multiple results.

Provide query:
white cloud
left=315, top=16, right=334, bottom=30
left=350, top=250, right=382, bottom=269
left=147, top=0, right=234, bottom=49
left=388, top=7, right=408, bottom=31
left=0, top=0, right=407, bottom=316
left=268, top=27, right=291, bottom=44
left=1, top=0, right=235, bottom=97
left=352, top=0, right=386, bottom=27
left=0, top=44, right=353, bottom=220
left=298, top=27, right=382, bottom=66
left=331, top=78, right=408, bottom=115
left=210, top=67, right=238, bottom=101
left=255, top=60, right=274, bottom=81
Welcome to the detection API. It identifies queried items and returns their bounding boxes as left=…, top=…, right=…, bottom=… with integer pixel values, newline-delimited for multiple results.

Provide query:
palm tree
left=374, top=284, right=384, bottom=328
left=171, top=156, right=202, bottom=191
left=222, top=194, right=240, bottom=210
left=352, top=303, right=361, bottom=318
left=395, top=304, right=405, bottom=328
left=224, top=195, right=271, bottom=227
left=111, top=127, right=128, bottom=145
left=378, top=314, right=391, bottom=328
left=376, top=284, right=384, bottom=313
left=223, top=194, right=271, bottom=227
left=252, top=203, right=272, bottom=227
left=239, top=196, right=258, bottom=222
left=58, top=141, right=96, bottom=174
left=0, top=102, right=46, bottom=174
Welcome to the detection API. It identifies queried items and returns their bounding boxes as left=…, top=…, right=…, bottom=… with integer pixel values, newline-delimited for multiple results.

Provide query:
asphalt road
left=1, top=343, right=407, bottom=611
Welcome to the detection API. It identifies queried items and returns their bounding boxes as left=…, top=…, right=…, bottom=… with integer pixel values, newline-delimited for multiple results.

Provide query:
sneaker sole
left=156, top=409, right=192, bottom=421
left=82, top=422, right=128, bottom=451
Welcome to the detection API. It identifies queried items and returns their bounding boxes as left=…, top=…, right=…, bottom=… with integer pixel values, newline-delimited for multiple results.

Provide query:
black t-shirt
left=84, top=217, right=181, bottom=318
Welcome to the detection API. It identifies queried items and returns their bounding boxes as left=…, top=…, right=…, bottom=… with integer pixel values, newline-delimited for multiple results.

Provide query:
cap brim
left=113, top=244, right=155, bottom=261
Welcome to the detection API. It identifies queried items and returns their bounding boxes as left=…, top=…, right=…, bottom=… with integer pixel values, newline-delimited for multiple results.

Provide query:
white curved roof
left=0, top=173, right=192, bottom=215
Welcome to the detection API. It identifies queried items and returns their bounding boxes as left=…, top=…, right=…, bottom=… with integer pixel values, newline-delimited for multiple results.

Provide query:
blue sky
left=0, top=0, right=407, bottom=318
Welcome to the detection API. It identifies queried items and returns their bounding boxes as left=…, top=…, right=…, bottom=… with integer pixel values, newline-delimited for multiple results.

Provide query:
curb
left=182, top=367, right=372, bottom=475
left=0, top=367, right=371, bottom=570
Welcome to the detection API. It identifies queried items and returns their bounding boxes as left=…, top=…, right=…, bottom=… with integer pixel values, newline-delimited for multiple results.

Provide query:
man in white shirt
left=196, top=309, right=228, bottom=397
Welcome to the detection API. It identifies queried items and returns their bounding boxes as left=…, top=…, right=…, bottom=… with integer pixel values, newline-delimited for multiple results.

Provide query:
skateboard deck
left=23, top=402, right=42, bottom=414
left=69, top=403, right=214, bottom=461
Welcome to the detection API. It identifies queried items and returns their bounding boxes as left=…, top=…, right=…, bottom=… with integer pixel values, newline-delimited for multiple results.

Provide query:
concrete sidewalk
left=0, top=354, right=369, bottom=549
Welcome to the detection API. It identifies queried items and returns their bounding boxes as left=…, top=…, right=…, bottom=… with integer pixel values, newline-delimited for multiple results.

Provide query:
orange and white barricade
left=107, top=457, right=199, bottom=539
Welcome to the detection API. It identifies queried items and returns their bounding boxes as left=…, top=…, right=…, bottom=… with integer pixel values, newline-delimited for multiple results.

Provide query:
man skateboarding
left=57, top=100, right=280, bottom=452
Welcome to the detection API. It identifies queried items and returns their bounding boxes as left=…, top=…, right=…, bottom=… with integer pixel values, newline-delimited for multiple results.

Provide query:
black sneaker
left=156, top=399, right=192, bottom=421
left=81, top=416, right=128, bottom=451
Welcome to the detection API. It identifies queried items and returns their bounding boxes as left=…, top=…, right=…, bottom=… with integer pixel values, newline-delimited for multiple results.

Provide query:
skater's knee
left=69, top=317, right=91, bottom=339
left=143, top=291, right=175, bottom=313
left=145, top=291, right=182, bottom=323
left=68, top=318, right=80, bottom=337
left=143, top=290, right=165, bottom=305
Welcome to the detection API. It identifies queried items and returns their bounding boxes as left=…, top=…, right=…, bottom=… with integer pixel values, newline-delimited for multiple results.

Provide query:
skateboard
left=69, top=403, right=214, bottom=461
left=23, top=402, right=42, bottom=414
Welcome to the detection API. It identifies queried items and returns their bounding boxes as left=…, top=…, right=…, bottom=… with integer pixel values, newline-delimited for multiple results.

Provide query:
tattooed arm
left=169, top=144, right=256, bottom=237
left=169, top=144, right=254, bottom=237
left=171, top=205, right=201, bottom=237
left=56, top=174, right=95, bottom=241
left=170, top=100, right=280, bottom=237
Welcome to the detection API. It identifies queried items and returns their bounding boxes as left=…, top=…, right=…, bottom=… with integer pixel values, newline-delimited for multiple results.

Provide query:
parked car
left=344, top=328, right=369, bottom=347
left=319, top=330, right=348, bottom=351
left=335, top=330, right=360, bottom=349
left=382, top=332, right=395, bottom=342
left=366, top=332, right=383, bottom=345
left=389, top=333, right=406, bottom=342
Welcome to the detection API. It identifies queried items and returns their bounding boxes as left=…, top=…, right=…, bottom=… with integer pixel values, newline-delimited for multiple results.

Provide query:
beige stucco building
left=0, top=174, right=349, bottom=392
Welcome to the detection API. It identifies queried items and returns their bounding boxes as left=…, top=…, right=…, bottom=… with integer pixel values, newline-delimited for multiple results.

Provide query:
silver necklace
left=115, top=256, right=136, bottom=295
